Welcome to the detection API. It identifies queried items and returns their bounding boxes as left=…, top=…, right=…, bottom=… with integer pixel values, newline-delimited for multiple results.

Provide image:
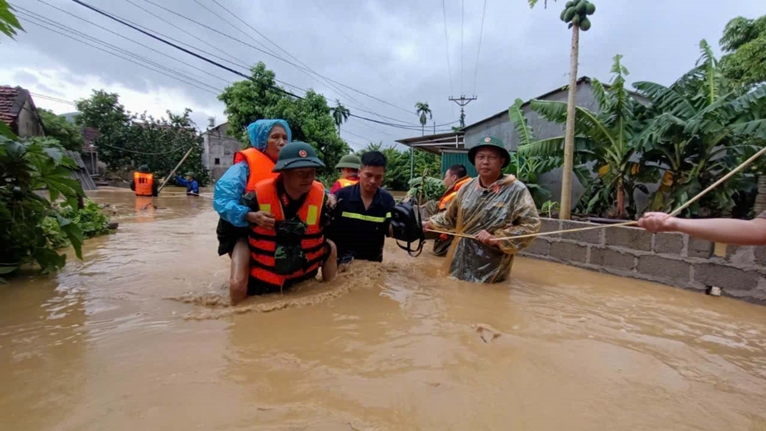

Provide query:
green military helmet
left=468, top=136, right=511, bottom=168
left=184, top=171, right=194, bottom=177
left=138, top=164, right=150, bottom=173
left=335, top=154, right=361, bottom=170
left=272, top=141, right=326, bottom=172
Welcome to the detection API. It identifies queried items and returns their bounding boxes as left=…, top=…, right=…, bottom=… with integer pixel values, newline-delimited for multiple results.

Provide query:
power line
left=123, top=0, right=250, bottom=71
left=140, top=0, right=415, bottom=118
left=69, top=0, right=457, bottom=133
left=461, top=0, right=465, bottom=94
left=16, top=9, right=221, bottom=94
left=124, top=0, right=425, bottom=127
left=441, top=0, right=455, bottom=118
left=32, top=0, right=231, bottom=87
left=30, top=92, right=76, bottom=106
left=205, top=0, right=389, bottom=123
left=16, top=11, right=221, bottom=96
left=473, top=0, right=488, bottom=95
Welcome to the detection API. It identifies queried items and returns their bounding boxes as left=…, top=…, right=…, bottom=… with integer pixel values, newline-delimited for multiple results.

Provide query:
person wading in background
left=423, top=136, right=541, bottom=283
left=329, top=154, right=361, bottom=194
left=175, top=172, right=199, bottom=196
left=130, top=164, right=158, bottom=197
left=420, top=164, right=472, bottom=256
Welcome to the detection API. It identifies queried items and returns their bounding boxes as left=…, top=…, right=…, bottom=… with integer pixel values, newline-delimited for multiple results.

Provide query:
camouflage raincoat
left=428, top=174, right=541, bottom=283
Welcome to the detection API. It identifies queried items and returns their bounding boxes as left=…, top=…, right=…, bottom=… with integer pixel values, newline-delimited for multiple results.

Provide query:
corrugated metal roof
left=64, top=150, right=97, bottom=191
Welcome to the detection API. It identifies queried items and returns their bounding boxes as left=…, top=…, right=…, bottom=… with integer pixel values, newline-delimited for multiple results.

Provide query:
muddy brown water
left=2, top=188, right=766, bottom=431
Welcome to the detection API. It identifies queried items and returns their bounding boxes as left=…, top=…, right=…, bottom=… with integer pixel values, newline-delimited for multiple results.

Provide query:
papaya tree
left=518, top=55, right=657, bottom=219
left=531, top=0, right=595, bottom=219
left=634, top=40, right=766, bottom=217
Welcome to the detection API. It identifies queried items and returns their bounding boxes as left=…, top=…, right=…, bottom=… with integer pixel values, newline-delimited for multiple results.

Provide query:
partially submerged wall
left=519, top=218, right=766, bottom=304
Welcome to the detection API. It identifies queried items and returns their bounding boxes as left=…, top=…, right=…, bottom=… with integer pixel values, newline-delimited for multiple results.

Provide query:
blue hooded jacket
left=213, top=119, right=292, bottom=227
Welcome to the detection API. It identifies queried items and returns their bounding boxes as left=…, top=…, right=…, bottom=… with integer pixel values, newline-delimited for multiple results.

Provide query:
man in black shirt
left=327, top=151, right=396, bottom=263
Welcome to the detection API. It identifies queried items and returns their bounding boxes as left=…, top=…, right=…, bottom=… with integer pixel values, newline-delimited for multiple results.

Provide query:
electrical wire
left=16, top=12, right=221, bottom=96
left=461, top=0, right=465, bottom=94
left=122, top=0, right=431, bottom=127
left=140, top=0, right=415, bottom=118
left=31, top=0, right=231, bottom=87
left=473, top=0, right=488, bottom=95
left=69, top=0, right=458, bottom=133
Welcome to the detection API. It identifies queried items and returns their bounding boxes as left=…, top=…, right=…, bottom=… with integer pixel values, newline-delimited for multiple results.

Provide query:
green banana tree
left=634, top=39, right=766, bottom=217
left=517, top=54, right=657, bottom=219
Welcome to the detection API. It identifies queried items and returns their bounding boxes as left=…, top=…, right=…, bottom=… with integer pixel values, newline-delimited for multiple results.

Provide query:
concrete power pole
left=449, top=95, right=477, bottom=128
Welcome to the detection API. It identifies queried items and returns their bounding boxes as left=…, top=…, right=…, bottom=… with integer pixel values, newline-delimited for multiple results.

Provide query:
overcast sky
left=2, top=0, right=765, bottom=151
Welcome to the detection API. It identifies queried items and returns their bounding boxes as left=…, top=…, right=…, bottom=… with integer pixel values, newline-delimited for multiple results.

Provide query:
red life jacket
left=438, top=176, right=472, bottom=211
left=234, top=147, right=278, bottom=192
left=336, top=177, right=359, bottom=188
left=133, top=172, right=154, bottom=196
left=248, top=178, right=326, bottom=287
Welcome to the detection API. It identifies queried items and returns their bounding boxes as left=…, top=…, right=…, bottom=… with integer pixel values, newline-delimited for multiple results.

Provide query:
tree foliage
left=75, top=90, right=209, bottom=185
left=38, top=108, right=84, bottom=152
left=720, top=15, right=766, bottom=90
left=355, top=142, right=441, bottom=191
left=0, top=0, right=22, bottom=40
left=634, top=40, right=766, bottom=217
left=331, top=100, right=350, bottom=134
left=0, top=137, right=86, bottom=279
left=218, top=62, right=351, bottom=174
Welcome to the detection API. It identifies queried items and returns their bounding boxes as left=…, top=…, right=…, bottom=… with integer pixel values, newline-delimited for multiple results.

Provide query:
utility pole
left=449, top=94, right=477, bottom=128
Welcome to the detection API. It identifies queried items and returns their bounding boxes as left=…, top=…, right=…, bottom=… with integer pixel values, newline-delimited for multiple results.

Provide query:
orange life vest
left=438, top=176, right=472, bottom=211
left=133, top=172, right=154, bottom=196
left=234, top=147, right=279, bottom=192
left=248, top=178, right=326, bottom=287
left=336, top=177, right=359, bottom=188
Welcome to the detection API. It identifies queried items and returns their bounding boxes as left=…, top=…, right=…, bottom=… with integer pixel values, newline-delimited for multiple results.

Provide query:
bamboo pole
left=428, top=144, right=766, bottom=242
left=157, top=146, right=195, bottom=193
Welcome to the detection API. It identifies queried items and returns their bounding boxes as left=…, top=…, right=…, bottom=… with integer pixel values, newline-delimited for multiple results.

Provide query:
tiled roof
left=0, top=86, right=21, bottom=127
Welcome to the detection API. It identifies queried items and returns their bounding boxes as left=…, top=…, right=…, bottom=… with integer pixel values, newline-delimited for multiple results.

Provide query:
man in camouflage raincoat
left=423, top=136, right=541, bottom=283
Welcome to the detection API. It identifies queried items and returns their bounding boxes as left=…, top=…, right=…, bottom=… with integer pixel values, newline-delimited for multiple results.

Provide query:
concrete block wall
left=519, top=218, right=766, bottom=304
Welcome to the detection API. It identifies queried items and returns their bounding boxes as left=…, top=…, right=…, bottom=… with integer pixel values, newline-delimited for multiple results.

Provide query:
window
left=214, top=158, right=220, bottom=165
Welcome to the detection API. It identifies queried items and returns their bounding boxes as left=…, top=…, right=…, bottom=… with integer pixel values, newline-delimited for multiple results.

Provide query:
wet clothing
left=428, top=174, right=541, bottom=283
left=175, top=175, right=199, bottom=196
left=130, top=172, right=158, bottom=197
left=246, top=178, right=329, bottom=294
left=326, top=183, right=395, bottom=262
left=214, top=120, right=292, bottom=256
left=240, top=179, right=330, bottom=295
left=329, top=175, right=360, bottom=194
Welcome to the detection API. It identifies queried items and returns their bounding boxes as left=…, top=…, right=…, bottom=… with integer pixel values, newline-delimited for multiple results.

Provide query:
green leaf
left=57, top=215, right=84, bottom=260
left=508, top=98, right=536, bottom=146
left=0, top=266, right=17, bottom=275
left=0, top=121, right=15, bottom=139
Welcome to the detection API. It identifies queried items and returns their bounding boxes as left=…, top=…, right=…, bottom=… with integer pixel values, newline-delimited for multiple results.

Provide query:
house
left=0, top=86, right=97, bottom=191
left=202, top=120, right=242, bottom=181
left=396, top=76, right=650, bottom=209
left=0, top=86, right=45, bottom=137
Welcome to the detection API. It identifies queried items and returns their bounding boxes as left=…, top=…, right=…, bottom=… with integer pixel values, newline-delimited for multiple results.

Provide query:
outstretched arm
left=175, top=175, right=189, bottom=187
left=638, top=212, right=766, bottom=246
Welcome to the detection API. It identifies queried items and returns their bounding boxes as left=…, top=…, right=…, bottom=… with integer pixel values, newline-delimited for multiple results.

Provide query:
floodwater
left=2, top=188, right=766, bottom=431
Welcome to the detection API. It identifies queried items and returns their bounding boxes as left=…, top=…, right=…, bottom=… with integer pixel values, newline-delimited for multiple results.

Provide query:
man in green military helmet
left=230, top=141, right=339, bottom=303
left=330, top=154, right=361, bottom=194
left=423, top=136, right=541, bottom=283
left=174, top=171, right=199, bottom=196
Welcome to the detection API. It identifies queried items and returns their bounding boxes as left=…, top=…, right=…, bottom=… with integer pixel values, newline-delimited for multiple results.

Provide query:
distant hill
left=60, top=111, right=80, bottom=124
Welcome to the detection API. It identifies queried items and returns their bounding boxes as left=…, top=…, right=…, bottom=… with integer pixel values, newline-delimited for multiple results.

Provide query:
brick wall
left=519, top=218, right=766, bottom=304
